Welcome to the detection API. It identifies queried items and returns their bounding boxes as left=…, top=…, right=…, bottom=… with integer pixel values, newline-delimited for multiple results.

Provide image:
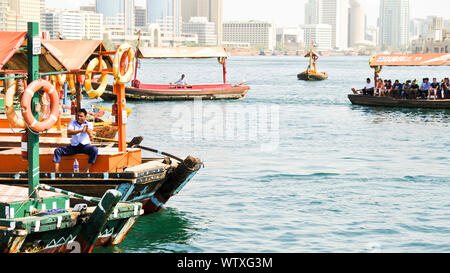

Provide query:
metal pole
left=114, top=82, right=127, bottom=152
left=27, top=22, right=40, bottom=199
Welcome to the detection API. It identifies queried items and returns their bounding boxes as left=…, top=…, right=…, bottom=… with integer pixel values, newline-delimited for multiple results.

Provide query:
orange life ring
left=68, top=74, right=76, bottom=94
left=84, top=58, right=108, bottom=98
left=4, top=77, right=26, bottom=128
left=21, top=79, right=60, bottom=133
left=218, top=57, right=226, bottom=64
left=113, top=43, right=135, bottom=84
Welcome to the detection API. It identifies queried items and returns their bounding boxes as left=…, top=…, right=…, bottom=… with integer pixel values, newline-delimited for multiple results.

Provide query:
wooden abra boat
left=297, top=50, right=328, bottom=81
left=0, top=25, right=143, bottom=253
left=349, top=53, right=450, bottom=109
left=100, top=46, right=250, bottom=101
left=0, top=26, right=203, bottom=251
left=348, top=94, right=450, bottom=109
left=98, top=82, right=250, bottom=101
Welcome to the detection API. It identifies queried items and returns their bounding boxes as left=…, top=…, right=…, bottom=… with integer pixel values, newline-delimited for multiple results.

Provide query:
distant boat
left=297, top=50, right=328, bottom=81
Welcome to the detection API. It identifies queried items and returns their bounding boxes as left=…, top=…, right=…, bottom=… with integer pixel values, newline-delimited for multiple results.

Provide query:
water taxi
left=0, top=28, right=203, bottom=253
left=98, top=47, right=250, bottom=101
left=297, top=50, right=328, bottom=81
left=349, top=53, right=450, bottom=109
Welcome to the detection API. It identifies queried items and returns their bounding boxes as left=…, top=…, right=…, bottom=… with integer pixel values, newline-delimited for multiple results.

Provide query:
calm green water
left=93, top=56, right=450, bottom=253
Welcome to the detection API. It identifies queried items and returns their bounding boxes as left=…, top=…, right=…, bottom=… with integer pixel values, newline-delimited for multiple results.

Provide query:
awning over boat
left=136, top=47, right=228, bottom=59
left=304, top=50, right=320, bottom=58
left=0, top=31, right=66, bottom=72
left=369, top=53, right=450, bottom=67
left=42, top=40, right=113, bottom=72
left=0, top=32, right=27, bottom=70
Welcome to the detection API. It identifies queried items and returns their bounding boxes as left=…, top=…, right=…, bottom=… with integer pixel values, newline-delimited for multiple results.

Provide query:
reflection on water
left=351, top=105, right=450, bottom=125
left=94, top=208, right=202, bottom=253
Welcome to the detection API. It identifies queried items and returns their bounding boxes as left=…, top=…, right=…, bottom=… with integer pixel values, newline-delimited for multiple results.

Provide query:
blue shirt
left=68, top=120, right=93, bottom=146
left=420, top=82, right=431, bottom=90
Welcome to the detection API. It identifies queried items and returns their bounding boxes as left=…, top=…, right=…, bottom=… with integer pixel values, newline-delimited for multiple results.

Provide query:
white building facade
left=302, top=24, right=332, bottom=51
left=223, top=21, right=276, bottom=50
left=183, top=17, right=217, bottom=45
left=42, top=10, right=103, bottom=40
left=304, top=0, right=349, bottom=49
left=379, top=0, right=410, bottom=49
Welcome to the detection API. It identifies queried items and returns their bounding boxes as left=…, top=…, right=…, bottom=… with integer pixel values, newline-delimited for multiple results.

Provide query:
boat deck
left=0, top=184, right=63, bottom=204
left=0, top=147, right=142, bottom=173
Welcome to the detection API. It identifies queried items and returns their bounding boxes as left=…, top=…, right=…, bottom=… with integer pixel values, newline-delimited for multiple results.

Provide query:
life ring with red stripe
left=113, top=43, right=135, bottom=84
left=21, top=79, right=60, bottom=133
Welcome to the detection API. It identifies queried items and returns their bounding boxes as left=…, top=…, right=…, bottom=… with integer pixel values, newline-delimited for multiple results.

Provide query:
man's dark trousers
left=53, top=144, right=99, bottom=164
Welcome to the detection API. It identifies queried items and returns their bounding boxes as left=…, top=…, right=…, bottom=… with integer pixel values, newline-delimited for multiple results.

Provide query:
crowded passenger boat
left=349, top=53, right=450, bottom=109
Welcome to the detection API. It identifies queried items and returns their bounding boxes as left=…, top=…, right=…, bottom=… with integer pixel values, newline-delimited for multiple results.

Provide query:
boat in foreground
left=349, top=53, right=450, bottom=109
left=100, top=46, right=250, bottom=101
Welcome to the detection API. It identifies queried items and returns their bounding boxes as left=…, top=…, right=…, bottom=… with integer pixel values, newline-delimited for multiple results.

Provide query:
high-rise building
left=147, top=0, right=172, bottom=23
left=96, top=0, right=123, bottom=18
left=42, top=10, right=103, bottom=40
left=223, top=21, right=277, bottom=50
left=302, top=24, right=332, bottom=51
left=183, top=16, right=216, bottom=45
left=147, top=0, right=181, bottom=39
left=135, top=5, right=147, bottom=30
left=304, top=0, right=349, bottom=49
left=349, top=0, right=365, bottom=47
left=1, top=0, right=44, bottom=31
left=379, top=0, right=410, bottom=49
left=181, top=0, right=222, bottom=45
left=96, top=0, right=134, bottom=35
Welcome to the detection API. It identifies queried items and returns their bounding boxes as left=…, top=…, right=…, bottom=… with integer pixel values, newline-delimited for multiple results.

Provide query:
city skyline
left=45, top=0, right=450, bottom=27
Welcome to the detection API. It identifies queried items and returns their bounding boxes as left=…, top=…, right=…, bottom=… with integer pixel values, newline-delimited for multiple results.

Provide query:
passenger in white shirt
left=53, top=109, right=98, bottom=173
left=363, top=78, right=375, bottom=96
left=173, top=74, right=187, bottom=86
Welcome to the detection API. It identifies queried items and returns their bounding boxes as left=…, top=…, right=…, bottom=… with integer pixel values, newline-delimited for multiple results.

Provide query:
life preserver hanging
left=21, top=79, right=60, bottom=133
left=113, top=43, right=135, bottom=84
left=374, top=66, right=382, bottom=74
left=57, top=74, right=67, bottom=85
left=68, top=74, right=76, bottom=94
left=4, top=78, right=27, bottom=128
left=84, top=57, right=108, bottom=99
left=218, top=57, right=226, bottom=64
left=369, top=55, right=376, bottom=65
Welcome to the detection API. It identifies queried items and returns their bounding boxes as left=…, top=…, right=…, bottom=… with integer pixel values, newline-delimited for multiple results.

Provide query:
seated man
left=419, top=78, right=430, bottom=99
left=362, top=78, right=375, bottom=96
left=428, top=78, right=440, bottom=100
left=409, top=79, right=420, bottom=99
left=53, top=109, right=98, bottom=173
left=392, top=80, right=403, bottom=99
left=172, top=74, right=187, bottom=87
left=402, top=80, right=411, bottom=99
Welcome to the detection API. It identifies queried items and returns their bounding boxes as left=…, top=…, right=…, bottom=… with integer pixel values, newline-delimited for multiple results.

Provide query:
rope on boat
left=38, top=184, right=101, bottom=203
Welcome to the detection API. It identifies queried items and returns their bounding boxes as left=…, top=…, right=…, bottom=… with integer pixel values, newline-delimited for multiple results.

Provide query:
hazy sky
left=46, top=0, right=449, bottom=27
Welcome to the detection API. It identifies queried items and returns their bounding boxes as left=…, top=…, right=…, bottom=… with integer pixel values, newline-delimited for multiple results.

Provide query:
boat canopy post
left=113, top=82, right=127, bottom=153
left=222, top=58, right=227, bottom=84
left=27, top=22, right=40, bottom=199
